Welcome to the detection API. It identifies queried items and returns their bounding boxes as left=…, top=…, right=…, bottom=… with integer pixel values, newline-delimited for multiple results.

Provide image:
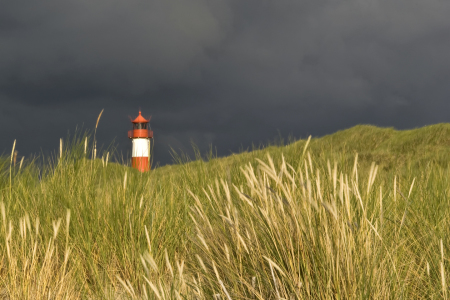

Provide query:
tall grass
left=2, top=124, right=450, bottom=298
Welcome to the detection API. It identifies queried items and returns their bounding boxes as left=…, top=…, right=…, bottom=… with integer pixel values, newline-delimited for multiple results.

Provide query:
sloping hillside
left=155, top=123, right=450, bottom=182
left=2, top=123, right=450, bottom=299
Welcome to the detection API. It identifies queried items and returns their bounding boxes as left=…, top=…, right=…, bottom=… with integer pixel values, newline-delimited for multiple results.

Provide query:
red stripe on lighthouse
left=132, top=157, right=149, bottom=172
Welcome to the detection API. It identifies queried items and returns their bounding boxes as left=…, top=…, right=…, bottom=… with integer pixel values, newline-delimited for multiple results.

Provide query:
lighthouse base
left=132, top=157, right=150, bottom=172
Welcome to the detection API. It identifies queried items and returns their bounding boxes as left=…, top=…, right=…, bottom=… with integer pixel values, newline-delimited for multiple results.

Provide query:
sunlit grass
left=2, top=124, right=450, bottom=298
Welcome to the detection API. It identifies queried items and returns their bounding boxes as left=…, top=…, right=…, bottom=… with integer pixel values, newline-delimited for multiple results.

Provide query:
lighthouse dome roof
left=132, top=111, right=150, bottom=123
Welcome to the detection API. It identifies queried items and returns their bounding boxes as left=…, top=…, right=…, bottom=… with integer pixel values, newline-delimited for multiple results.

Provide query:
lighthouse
left=128, top=110, right=153, bottom=172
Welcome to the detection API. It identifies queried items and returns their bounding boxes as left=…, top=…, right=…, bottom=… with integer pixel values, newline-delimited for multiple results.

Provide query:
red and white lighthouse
left=128, top=110, right=153, bottom=172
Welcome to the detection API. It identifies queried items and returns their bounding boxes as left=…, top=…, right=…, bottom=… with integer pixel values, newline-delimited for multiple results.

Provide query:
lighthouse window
left=133, top=123, right=148, bottom=129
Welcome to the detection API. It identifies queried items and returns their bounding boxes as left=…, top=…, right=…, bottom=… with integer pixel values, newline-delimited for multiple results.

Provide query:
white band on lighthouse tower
left=132, top=138, right=150, bottom=158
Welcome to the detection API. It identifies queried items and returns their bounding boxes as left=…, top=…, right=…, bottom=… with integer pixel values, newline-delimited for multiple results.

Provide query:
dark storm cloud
left=1, top=0, right=450, bottom=164
left=0, top=0, right=231, bottom=104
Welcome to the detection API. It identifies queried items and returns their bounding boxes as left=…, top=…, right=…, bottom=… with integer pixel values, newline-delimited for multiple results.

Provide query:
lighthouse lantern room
left=128, top=110, right=153, bottom=172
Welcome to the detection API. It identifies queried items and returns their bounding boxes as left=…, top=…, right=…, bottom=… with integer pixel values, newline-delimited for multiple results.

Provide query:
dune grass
left=2, top=124, right=450, bottom=298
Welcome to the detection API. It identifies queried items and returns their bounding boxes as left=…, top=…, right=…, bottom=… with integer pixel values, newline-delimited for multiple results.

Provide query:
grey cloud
left=0, top=0, right=231, bottom=104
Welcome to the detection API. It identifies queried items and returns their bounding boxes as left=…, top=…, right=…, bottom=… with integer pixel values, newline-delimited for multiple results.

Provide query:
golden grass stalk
left=60, top=138, right=63, bottom=159
left=96, top=109, right=104, bottom=130
left=10, top=139, right=16, bottom=199
left=165, top=249, right=174, bottom=278
left=219, top=280, right=232, bottom=300
left=10, top=140, right=16, bottom=164
left=441, top=239, right=447, bottom=299
left=93, top=109, right=104, bottom=160
left=19, top=156, right=24, bottom=171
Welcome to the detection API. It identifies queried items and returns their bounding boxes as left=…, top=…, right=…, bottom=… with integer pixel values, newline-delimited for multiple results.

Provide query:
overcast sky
left=1, top=0, right=450, bottom=166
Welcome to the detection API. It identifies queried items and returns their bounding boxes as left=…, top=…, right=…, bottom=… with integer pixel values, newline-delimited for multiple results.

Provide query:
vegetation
left=2, top=124, right=450, bottom=299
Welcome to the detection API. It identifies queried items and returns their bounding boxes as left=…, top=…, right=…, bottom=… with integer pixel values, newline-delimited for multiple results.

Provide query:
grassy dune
left=2, top=124, right=450, bottom=299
